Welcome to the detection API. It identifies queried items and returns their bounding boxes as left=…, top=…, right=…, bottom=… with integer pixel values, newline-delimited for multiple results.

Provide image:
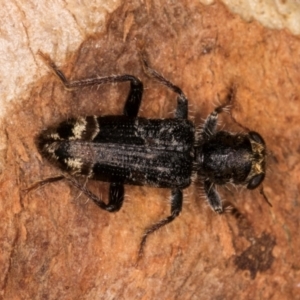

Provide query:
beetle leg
left=138, top=188, right=183, bottom=258
left=203, top=179, right=223, bottom=213
left=141, top=58, right=188, bottom=119
left=26, top=174, right=125, bottom=211
left=107, top=182, right=125, bottom=212
left=175, top=93, right=188, bottom=119
left=201, top=110, right=219, bottom=141
left=65, top=177, right=124, bottom=212
left=123, top=78, right=144, bottom=117
left=24, top=175, right=65, bottom=193
left=201, top=88, right=236, bottom=140
left=38, top=51, right=143, bottom=118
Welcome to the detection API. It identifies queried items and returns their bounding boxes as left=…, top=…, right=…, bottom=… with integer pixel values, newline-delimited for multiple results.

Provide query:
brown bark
left=1, top=1, right=299, bottom=299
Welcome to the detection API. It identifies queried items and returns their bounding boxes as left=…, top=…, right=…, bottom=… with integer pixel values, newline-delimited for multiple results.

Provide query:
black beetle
left=34, top=52, right=266, bottom=255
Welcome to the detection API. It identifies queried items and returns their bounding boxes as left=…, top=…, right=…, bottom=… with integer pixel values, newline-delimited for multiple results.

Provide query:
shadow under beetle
left=34, top=52, right=266, bottom=256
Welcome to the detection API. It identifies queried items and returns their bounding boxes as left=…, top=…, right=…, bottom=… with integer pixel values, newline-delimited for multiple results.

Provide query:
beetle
left=34, top=52, right=266, bottom=256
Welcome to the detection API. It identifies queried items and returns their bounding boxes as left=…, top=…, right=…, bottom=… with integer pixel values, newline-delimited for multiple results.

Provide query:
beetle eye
left=249, top=131, right=265, bottom=145
left=247, top=173, right=265, bottom=189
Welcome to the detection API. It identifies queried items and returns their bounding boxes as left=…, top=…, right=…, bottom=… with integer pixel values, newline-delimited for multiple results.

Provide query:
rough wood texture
left=1, top=1, right=299, bottom=299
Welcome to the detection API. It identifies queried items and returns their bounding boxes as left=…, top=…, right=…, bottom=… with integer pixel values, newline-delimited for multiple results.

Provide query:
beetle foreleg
left=201, top=110, right=219, bottom=141
left=201, top=87, right=236, bottom=141
left=203, top=179, right=223, bottom=213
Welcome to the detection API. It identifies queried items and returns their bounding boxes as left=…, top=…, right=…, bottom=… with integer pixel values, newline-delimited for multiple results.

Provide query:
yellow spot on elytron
left=65, top=158, right=83, bottom=170
left=72, top=118, right=87, bottom=139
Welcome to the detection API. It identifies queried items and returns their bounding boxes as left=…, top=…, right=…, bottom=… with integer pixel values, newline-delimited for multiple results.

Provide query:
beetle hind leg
left=65, top=177, right=125, bottom=212
left=106, top=182, right=125, bottom=212
left=123, top=77, right=144, bottom=118
left=38, top=51, right=143, bottom=118
left=24, top=175, right=65, bottom=193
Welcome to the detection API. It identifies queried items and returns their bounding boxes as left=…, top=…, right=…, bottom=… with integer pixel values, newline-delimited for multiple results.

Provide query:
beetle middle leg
left=141, top=57, right=188, bottom=119
left=138, top=188, right=183, bottom=258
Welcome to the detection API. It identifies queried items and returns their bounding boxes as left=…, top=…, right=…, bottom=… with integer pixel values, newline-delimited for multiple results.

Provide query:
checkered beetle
left=33, top=52, right=266, bottom=256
